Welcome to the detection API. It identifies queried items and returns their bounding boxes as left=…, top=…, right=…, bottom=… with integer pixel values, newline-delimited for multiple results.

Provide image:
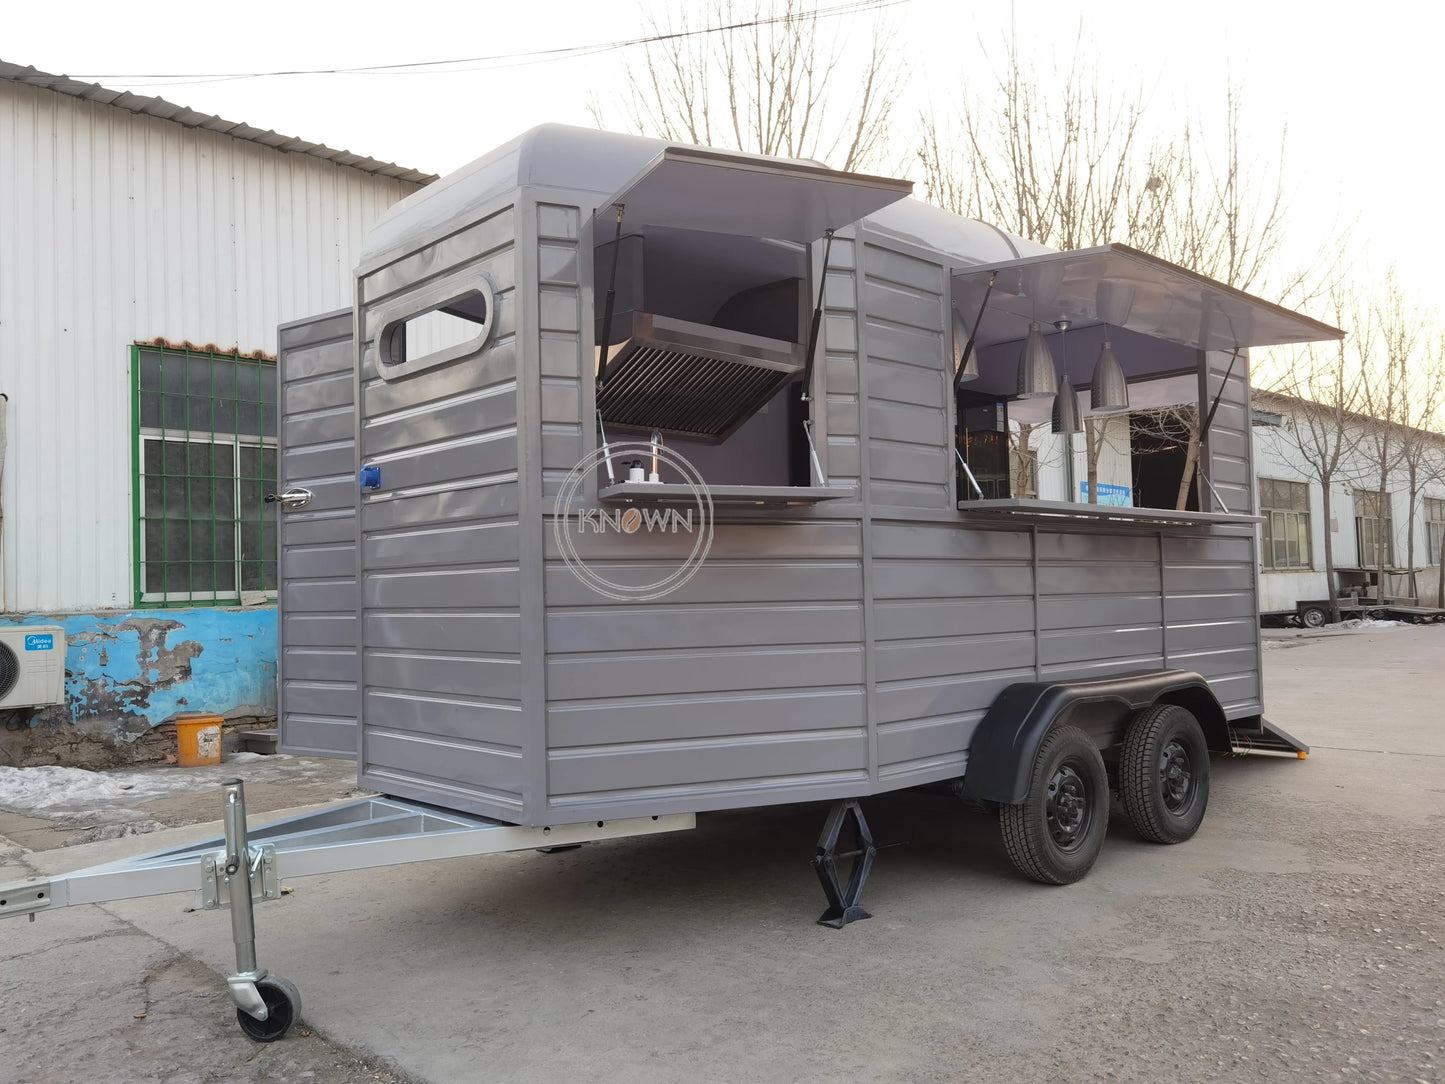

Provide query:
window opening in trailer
left=949, top=245, right=1342, bottom=518
left=131, top=344, right=277, bottom=607
left=1259, top=477, right=1312, bottom=570
left=380, top=288, right=492, bottom=371
left=592, top=224, right=814, bottom=490
left=587, top=149, right=909, bottom=501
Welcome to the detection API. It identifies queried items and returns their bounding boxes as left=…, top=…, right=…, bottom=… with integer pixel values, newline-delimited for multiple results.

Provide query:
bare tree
left=1260, top=285, right=1367, bottom=623
left=1353, top=268, right=1428, bottom=603
left=919, top=25, right=1332, bottom=514
left=1389, top=322, right=1445, bottom=600
left=916, top=27, right=1309, bottom=299
left=596, top=0, right=902, bottom=172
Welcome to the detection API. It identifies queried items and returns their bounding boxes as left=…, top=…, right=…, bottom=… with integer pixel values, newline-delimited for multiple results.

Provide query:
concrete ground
left=2, top=626, right=1441, bottom=1083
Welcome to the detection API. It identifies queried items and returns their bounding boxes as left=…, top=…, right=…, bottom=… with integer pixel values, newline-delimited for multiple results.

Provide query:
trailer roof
left=360, top=124, right=1036, bottom=267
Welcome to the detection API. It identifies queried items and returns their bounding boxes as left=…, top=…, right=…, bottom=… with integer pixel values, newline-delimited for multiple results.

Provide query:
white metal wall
left=1253, top=406, right=1445, bottom=611
left=0, top=80, right=420, bottom=612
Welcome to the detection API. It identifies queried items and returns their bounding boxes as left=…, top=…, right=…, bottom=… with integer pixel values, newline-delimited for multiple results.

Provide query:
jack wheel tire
left=1299, top=605, right=1327, bottom=628
left=236, top=976, right=301, bottom=1043
left=1120, top=704, right=1210, bottom=844
left=1000, top=725, right=1108, bottom=885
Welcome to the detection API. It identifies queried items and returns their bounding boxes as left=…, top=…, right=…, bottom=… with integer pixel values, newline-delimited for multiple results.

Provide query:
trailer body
left=275, top=125, right=1336, bottom=825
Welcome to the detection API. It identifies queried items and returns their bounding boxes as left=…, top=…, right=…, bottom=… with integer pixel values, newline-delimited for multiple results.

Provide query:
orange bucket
left=174, top=713, right=223, bottom=767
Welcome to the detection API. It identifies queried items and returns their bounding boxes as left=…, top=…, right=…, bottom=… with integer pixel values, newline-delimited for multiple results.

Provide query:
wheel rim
left=1045, top=763, right=1094, bottom=852
left=1158, top=739, right=1194, bottom=813
left=238, top=983, right=294, bottom=1041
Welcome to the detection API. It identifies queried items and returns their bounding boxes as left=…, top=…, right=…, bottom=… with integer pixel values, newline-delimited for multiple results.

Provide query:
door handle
left=264, top=488, right=313, bottom=510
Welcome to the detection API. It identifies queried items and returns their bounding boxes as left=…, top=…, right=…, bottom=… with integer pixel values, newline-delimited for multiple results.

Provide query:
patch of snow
left=0, top=765, right=198, bottom=813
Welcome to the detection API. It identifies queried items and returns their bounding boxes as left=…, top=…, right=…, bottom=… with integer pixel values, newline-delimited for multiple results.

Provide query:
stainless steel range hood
left=596, top=311, right=805, bottom=442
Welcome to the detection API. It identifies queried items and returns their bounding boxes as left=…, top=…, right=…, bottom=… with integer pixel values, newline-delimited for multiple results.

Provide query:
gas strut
left=594, top=203, right=626, bottom=391
left=799, top=229, right=835, bottom=403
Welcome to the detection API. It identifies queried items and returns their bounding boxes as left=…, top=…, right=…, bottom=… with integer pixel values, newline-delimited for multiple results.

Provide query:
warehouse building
left=0, top=60, right=432, bottom=763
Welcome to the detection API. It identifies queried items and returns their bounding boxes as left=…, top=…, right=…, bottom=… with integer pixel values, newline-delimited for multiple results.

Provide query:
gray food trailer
left=1, top=125, right=1339, bottom=1040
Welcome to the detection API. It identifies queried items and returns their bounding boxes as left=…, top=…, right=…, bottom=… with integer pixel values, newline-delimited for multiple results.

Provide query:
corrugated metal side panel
left=355, top=206, right=525, bottom=819
left=1035, top=528, right=1167, bottom=684
left=869, top=520, right=1035, bottom=786
left=859, top=238, right=951, bottom=512
left=277, top=311, right=359, bottom=759
left=823, top=236, right=862, bottom=487
left=542, top=521, right=868, bottom=817
left=1163, top=527, right=1262, bottom=716
left=0, top=81, right=416, bottom=612
left=1200, top=350, right=1255, bottom=516
left=535, top=202, right=585, bottom=500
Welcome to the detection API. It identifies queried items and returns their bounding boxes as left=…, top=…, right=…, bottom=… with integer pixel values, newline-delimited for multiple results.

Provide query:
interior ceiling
left=953, top=244, right=1343, bottom=354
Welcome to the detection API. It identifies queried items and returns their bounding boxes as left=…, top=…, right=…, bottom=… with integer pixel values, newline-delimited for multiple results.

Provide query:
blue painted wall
left=4, top=609, right=277, bottom=737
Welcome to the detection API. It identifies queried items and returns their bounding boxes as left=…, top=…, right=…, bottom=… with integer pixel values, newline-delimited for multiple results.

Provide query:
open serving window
left=950, top=244, right=1342, bottom=522
left=591, top=147, right=910, bottom=504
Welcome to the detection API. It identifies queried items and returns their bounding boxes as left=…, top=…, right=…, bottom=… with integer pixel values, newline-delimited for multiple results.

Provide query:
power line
left=73, top=0, right=908, bottom=86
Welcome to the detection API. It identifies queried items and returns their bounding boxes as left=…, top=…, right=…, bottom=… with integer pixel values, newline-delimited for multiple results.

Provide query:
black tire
left=236, top=976, right=301, bottom=1043
left=999, top=725, right=1109, bottom=885
left=1299, top=605, right=1327, bottom=629
left=1119, top=703, right=1210, bottom=844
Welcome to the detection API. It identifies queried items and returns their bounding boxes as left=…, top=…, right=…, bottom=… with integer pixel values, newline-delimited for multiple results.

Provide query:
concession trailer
left=0, top=125, right=1339, bottom=1040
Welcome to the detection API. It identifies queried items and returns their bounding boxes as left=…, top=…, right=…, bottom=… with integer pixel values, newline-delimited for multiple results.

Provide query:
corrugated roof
left=0, top=59, right=438, bottom=186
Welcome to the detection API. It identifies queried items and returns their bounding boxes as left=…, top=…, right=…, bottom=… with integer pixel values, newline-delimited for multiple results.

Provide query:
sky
left=6, top=0, right=1440, bottom=326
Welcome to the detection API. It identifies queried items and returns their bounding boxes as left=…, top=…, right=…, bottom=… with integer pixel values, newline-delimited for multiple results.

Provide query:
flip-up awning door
left=595, top=145, right=912, bottom=243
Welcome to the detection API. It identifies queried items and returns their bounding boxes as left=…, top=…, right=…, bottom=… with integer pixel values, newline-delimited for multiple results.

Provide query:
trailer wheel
left=236, top=976, right=301, bottom=1043
left=999, top=725, right=1108, bottom=885
left=1299, top=605, right=1327, bottom=628
left=1120, top=704, right=1210, bottom=844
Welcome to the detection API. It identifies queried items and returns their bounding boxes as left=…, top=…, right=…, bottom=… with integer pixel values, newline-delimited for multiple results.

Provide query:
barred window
left=1354, top=490, right=1394, bottom=570
left=132, top=345, right=277, bottom=606
left=1426, top=497, right=1445, bottom=565
left=1259, top=477, right=1311, bottom=570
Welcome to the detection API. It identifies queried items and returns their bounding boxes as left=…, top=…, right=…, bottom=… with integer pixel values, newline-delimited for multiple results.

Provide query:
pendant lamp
left=1091, top=281, right=1133, bottom=413
left=1090, top=339, right=1130, bottom=413
left=1016, top=322, right=1056, bottom=399
left=1051, top=319, right=1082, bottom=435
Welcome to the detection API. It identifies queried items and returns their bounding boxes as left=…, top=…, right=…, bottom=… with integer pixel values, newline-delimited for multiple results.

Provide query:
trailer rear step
left=1228, top=717, right=1309, bottom=757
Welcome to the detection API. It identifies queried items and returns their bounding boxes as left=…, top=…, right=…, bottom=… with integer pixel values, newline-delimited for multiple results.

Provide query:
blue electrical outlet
left=359, top=466, right=381, bottom=490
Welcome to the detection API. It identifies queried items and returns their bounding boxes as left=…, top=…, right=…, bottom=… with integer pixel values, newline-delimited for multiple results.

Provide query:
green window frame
left=130, top=344, right=278, bottom=607
left=1258, top=477, right=1311, bottom=571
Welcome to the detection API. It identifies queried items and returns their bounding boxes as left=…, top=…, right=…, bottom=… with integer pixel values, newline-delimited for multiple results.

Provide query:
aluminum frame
left=0, top=796, right=694, bottom=920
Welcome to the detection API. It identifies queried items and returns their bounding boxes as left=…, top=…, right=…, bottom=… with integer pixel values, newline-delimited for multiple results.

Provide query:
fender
left=960, top=669, right=1228, bottom=805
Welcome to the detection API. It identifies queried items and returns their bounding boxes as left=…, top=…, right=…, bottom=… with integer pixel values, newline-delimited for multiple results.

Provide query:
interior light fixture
left=1016, top=322, right=1057, bottom=399
left=1090, top=280, right=1133, bottom=414
left=1051, top=319, right=1082, bottom=435
left=1090, top=339, right=1130, bottom=413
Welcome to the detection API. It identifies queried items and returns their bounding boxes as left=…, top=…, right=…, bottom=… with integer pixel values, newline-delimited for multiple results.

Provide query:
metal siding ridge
left=0, top=61, right=438, bottom=185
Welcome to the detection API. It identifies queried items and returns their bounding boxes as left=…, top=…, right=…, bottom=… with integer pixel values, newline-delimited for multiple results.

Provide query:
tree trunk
left=1085, top=419, right=1100, bottom=504
left=1321, top=480, right=1341, bottom=623
left=1176, top=430, right=1201, bottom=511
left=1376, top=482, right=1389, bottom=609
left=1405, top=462, right=1419, bottom=602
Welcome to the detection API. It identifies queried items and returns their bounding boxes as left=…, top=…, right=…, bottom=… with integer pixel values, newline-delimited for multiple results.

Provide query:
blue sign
left=24, top=633, right=55, bottom=651
left=1080, top=482, right=1132, bottom=507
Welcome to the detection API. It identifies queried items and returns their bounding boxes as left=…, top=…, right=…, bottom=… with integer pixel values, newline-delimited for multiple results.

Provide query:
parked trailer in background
left=2, top=125, right=1337, bottom=1040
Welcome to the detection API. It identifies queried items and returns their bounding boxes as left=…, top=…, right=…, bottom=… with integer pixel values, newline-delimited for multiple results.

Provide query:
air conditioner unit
left=0, top=625, right=66, bottom=709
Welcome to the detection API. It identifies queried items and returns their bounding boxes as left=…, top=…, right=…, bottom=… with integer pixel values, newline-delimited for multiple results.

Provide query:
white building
left=1251, top=390, right=1445, bottom=617
left=0, top=60, right=431, bottom=754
